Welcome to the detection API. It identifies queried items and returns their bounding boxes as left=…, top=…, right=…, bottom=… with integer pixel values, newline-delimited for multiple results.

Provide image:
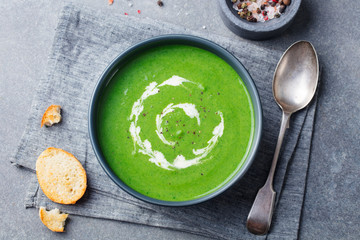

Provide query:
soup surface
left=97, top=44, right=254, bottom=201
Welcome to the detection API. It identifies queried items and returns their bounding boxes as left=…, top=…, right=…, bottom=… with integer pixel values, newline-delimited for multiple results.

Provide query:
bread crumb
left=41, top=105, right=62, bottom=128
left=39, top=207, right=68, bottom=232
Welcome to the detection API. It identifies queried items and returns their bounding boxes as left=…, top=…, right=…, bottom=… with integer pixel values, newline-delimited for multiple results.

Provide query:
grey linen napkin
left=12, top=4, right=318, bottom=240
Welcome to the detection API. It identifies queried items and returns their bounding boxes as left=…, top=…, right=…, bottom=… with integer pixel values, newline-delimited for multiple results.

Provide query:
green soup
left=97, top=44, right=254, bottom=201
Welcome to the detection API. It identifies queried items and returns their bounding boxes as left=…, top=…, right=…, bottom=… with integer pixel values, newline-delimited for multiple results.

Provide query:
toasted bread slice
left=41, top=105, right=62, bottom=127
left=36, top=147, right=87, bottom=204
left=39, top=207, right=68, bottom=232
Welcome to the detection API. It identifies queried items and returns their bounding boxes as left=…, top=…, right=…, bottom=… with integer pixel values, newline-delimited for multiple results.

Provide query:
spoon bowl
left=246, top=40, right=319, bottom=235
left=273, top=41, right=319, bottom=113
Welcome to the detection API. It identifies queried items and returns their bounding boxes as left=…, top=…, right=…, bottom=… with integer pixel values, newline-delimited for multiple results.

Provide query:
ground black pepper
left=279, top=5, right=286, bottom=13
left=232, top=0, right=288, bottom=22
left=157, top=0, right=164, bottom=7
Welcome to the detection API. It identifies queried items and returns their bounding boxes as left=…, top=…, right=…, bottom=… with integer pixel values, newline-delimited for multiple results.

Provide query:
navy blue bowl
left=218, top=0, right=302, bottom=40
left=89, top=34, right=262, bottom=206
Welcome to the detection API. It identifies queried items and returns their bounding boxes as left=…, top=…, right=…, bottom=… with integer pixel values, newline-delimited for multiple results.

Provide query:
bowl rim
left=218, top=0, right=302, bottom=33
left=88, top=34, right=263, bottom=206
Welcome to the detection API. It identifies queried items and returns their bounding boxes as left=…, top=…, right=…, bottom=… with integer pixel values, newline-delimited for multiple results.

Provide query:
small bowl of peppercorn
left=218, top=0, right=301, bottom=40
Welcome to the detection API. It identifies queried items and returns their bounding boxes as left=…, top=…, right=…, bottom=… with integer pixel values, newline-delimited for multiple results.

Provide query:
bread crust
left=36, top=147, right=87, bottom=204
left=41, top=105, right=62, bottom=128
left=39, top=207, right=68, bottom=232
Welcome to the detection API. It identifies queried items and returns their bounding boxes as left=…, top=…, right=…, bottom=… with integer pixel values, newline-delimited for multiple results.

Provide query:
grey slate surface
left=11, top=4, right=315, bottom=239
left=1, top=0, right=359, bottom=239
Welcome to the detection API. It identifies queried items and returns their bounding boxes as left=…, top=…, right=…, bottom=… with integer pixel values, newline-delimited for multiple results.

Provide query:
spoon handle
left=246, top=111, right=291, bottom=235
left=246, top=183, right=276, bottom=235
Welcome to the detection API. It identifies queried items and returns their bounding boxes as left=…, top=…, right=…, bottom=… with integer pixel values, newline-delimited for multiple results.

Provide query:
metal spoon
left=246, top=41, right=319, bottom=235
